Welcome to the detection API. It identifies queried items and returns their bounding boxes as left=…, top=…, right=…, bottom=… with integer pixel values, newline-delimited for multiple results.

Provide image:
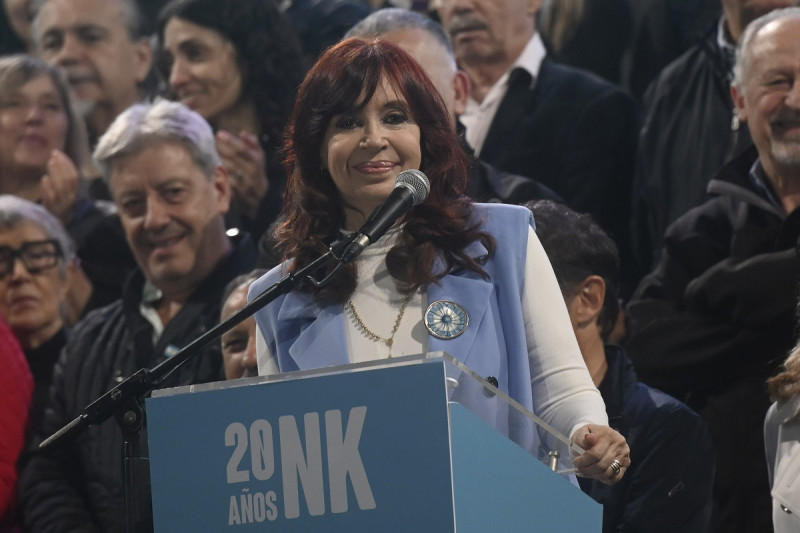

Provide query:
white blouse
left=257, top=225, right=607, bottom=439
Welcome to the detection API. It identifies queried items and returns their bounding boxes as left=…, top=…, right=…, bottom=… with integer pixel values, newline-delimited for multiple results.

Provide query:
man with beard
left=633, top=0, right=799, bottom=274
left=31, top=0, right=155, bottom=147
left=624, top=8, right=800, bottom=532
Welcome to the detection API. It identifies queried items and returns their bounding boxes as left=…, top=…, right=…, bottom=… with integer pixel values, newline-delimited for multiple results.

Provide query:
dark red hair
left=277, top=37, right=494, bottom=303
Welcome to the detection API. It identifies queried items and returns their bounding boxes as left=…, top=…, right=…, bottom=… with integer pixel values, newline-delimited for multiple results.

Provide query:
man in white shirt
left=435, top=0, right=640, bottom=293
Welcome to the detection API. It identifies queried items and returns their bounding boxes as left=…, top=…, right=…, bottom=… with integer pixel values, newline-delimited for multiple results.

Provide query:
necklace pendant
left=386, top=338, right=393, bottom=348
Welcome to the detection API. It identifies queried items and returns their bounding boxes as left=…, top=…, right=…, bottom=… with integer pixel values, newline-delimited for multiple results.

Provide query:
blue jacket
left=579, top=345, right=715, bottom=532
left=251, top=204, right=548, bottom=447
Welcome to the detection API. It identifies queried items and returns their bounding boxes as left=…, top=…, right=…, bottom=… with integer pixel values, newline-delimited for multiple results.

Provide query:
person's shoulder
left=628, top=381, right=711, bottom=445
left=248, top=261, right=293, bottom=301
left=642, top=34, right=723, bottom=107
left=72, top=299, right=124, bottom=332
left=540, top=58, right=631, bottom=100
left=473, top=203, right=534, bottom=228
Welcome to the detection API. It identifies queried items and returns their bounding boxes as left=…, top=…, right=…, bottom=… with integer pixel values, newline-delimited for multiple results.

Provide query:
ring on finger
left=609, top=458, right=622, bottom=477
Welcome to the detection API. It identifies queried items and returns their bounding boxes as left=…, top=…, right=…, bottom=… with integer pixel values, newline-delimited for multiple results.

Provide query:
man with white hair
left=18, top=100, right=255, bottom=531
left=625, top=8, right=800, bottom=531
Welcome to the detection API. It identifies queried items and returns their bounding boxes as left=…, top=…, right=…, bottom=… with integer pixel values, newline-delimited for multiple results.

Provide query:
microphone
left=336, top=169, right=430, bottom=263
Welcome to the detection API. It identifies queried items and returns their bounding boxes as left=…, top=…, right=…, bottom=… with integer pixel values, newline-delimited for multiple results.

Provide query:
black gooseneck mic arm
left=38, top=237, right=356, bottom=533
left=39, top=169, right=429, bottom=532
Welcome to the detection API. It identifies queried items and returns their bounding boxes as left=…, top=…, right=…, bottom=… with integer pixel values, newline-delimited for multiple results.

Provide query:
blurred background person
left=251, top=37, right=630, bottom=485
left=219, top=269, right=265, bottom=380
left=434, top=0, right=639, bottom=296
left=158, top=0, right=307, bottom=243
left=1, top=0, right=34, bottom=55
left=0, top=54, right=135, bottom=316
left=625, top=8, right=800, bottom=531
left=0, top=54, right=90, bottom=229
left=530, top=199, right=715, bottom=533
left=281, top=0, right=371, bottom=61
left=765, top=326, right=800, bottom=532
left=345, top=7, right=563, bottom=206
left=633, top=0, right=797, bottom=274
left=0, top=195, right=81, bottom=445
left=0, top=316, right=32, bottom=531
left=31, top=0, right=157, bottom=152
left=537, top=0, right=632, bottom=85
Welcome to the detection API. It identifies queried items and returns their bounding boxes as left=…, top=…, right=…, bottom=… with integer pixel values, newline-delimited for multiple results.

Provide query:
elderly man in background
left=18, top=99, right=255, bottom=532
left=31, top=0, right=156, bottom=147
left=625, top=8, right=800, bottom=531
left=345, top=7, right=562, bottom=205
left=434, top=0, right=639, bottom=293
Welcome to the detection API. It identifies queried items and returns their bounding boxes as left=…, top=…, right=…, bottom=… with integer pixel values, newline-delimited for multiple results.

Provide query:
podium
left=146, top=352, right=601, bottom=531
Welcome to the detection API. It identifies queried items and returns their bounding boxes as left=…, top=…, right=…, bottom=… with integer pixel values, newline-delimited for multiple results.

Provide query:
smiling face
left=319, top=75, right=422, bottom=229
left=0, top=220, right=67, bottom=348
left=733, top=16, right=800, bottom=176
left=0, top=73, right=68, bottom=177
left=34, top=0, right=152, bottom=119
left=162, top=17, right=243, bottom=122
left=109, top=141, right=231, bottom=297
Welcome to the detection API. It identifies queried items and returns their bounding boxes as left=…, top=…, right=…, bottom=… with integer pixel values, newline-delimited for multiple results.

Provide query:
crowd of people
left=1, top=0, right=799, bottom=531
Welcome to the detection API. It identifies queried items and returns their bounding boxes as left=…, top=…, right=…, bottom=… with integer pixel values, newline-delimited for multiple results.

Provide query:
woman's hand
left=571, top=423, right=631, bottom=485
left=40, top=149, right=79, bottom=226
left=216, top=130, right=269, bottom=220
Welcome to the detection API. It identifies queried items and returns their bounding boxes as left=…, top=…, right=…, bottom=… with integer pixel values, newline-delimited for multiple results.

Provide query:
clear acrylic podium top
left=154, top=351, right=582, bottom=477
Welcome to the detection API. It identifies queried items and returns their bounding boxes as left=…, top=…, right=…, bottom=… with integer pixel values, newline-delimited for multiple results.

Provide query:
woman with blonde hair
left=765, top=332, right=800, bottom=532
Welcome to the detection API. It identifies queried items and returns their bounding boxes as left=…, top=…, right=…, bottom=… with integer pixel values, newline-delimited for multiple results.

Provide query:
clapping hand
left=40, top=149, right=80, bottom=226
left=216, top=130, right=269, bottom=220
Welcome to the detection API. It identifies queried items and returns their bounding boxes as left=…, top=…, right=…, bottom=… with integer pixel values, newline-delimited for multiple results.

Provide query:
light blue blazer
left=251, top=204, right=539, bottom=446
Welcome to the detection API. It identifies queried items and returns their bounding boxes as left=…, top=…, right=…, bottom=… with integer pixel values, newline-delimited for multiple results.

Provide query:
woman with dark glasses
left=0, top=195, right=88, bottom=449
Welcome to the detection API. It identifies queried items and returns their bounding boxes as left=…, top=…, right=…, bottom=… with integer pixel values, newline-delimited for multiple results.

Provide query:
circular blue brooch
left=425, top=300, right=469, bottom=339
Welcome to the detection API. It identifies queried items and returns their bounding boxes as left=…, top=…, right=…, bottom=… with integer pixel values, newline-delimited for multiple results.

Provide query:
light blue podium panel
left=146, top=353, right=601, bottom=532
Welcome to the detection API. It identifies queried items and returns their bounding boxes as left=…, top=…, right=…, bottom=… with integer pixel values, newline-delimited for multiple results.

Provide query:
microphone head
left=395, top=169, right=430, bottom=206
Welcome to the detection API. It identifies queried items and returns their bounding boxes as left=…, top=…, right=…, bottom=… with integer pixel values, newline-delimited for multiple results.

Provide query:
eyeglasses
left=0, top=239, right=63, bottom=279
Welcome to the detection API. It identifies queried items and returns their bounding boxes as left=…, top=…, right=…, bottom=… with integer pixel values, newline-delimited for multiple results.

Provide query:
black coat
left=633, top=28, right=752, bottom=272
left=579, top=345, right=714, bottom=533
left=18, top=236, right=255, bottom=533
left=625, top=147, right=797, bottom=532
left=479, top=58, right=638, bottom=292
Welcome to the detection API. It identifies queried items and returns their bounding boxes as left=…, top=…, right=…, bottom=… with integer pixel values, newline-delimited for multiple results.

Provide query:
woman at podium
left=250, top=37, right=630, bottom=485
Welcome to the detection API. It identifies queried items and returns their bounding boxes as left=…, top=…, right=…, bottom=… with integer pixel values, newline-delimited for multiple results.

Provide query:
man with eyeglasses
left=17, top=100, right=255, bottom=532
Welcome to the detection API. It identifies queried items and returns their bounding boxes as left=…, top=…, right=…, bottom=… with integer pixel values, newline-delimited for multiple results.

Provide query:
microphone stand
left=39, top=236, right=357, bottom=533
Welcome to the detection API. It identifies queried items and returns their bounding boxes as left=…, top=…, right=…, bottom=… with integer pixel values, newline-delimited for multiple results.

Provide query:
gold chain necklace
left=346, top=292, right=412, bottom=357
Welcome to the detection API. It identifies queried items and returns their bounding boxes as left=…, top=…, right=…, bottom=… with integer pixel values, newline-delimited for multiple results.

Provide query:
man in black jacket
left=435, top=0, right=638, bottom=294
left=18, top=99, right=255, bottom=532
left=344, top=7, right=563, bottom=206
left=625, top=8, right=800, bottom=532
left=633, top=0, right=797, bottom=272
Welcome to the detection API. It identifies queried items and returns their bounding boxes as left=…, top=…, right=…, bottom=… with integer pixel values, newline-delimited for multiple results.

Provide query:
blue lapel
left=277, top=291, right=350, bottom=370
left=276, top=238, right=494, bottom=374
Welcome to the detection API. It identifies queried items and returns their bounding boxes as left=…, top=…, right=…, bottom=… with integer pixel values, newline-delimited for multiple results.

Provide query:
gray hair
left=0, top=195, right=76, bottom=270
left=733, top=7, right=800, bottom=92
left=0, top=54, right=89, bottom=184
left=32, top=0, right=147, bottom=41
left=93, top=99, right=220, bottom=183
left=345, top=8, right=456, bottom=64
